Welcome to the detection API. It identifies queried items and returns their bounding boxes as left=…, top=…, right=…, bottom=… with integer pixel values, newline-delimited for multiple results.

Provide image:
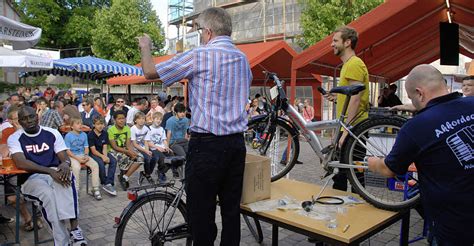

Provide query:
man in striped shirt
left=139, top=7, right=252, bottom=246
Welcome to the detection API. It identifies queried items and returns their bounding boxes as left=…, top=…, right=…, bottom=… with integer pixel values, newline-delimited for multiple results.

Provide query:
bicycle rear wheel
left=115, top=192, right=191, bottom=246
left=245, top=118, right=299, bottom=182
left=342, top=117, right=420, bottom=211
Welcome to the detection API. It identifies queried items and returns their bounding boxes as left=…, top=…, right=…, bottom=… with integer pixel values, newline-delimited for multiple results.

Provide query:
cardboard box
left=241, top=153, right=271, bottom=204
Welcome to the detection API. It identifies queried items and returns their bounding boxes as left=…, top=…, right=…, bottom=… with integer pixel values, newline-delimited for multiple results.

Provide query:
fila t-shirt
left=8, top=126, right=68, bottom=168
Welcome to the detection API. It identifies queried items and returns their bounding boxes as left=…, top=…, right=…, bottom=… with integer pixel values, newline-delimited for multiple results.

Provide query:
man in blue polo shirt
left=368, top=64, right=474, bottom=245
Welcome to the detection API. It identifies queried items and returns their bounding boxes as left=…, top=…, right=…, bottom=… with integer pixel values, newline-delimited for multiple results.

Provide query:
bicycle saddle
left=330, top=84, right=366, bottom=96
left=164, top=156, right=186, bottom=168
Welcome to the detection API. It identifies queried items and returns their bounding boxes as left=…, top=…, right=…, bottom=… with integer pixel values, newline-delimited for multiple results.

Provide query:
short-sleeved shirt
left=385, top=93, right=474, bottom=244
left=126, top=107, right=140, bottom=125
left=166, top=116, right=189, bottom=144
left=8, top=126, right=68, bottom=168
left=40, top=109, right=64, bottom=130
left=155, top=36, right=252, bottom=135
left=0, top=121, right=14, bottom=144
left=147, top=125, right=167, bottom=149
left=336, top=56, right=370, bottom=125
left=130, top=125, right=149, bottom=148
left=107, top=125, right=131, bottom=150
left=64, top=131, right=88, bottom=156
left=88, top=130, right=109, bottom=154
left=81, top=109, right=100, bottom=128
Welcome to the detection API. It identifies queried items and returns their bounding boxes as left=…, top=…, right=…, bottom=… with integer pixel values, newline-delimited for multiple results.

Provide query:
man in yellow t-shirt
left=325, top=26, right=370, bottom=191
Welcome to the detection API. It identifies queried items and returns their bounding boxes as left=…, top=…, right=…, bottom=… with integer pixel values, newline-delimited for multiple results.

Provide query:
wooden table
left=0, top=166, right=53, bottom=246
left=240, top=179, right=410, bottom=246
left=0, top=167, right=27, bottom=245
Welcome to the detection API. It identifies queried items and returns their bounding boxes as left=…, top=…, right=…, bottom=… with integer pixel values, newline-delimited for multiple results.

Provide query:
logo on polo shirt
left=446, top=125, right=474, bottom=170
left=25, top=143, right=50, bottom=153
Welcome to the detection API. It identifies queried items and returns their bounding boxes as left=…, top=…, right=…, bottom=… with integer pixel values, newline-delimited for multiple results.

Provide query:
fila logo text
left=25, top=143, right=50, bottom=153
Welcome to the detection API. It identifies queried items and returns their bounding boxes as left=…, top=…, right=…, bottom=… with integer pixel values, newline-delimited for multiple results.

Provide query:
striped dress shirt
left=155, top=36, right=252, bottom=136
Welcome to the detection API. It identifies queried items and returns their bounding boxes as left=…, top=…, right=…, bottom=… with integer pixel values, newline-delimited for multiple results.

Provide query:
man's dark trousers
left=185, top=132, right=246, bottom=246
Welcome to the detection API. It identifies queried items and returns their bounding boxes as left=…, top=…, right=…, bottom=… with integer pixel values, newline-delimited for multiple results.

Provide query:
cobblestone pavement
left=0, top=138, right=428, bottom=245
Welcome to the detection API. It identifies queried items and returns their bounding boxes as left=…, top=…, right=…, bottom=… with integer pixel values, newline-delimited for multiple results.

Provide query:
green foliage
left=30, top=76, right=48, bottom=87
left=91, top=0, right=165, bottom=64
left=56, top=82, right=72, bottom=90
left=16, top=0, right=111, bottom=55
left=0, top=81, right=18, bottom=93
left=298, top=0, right=384, bottom=48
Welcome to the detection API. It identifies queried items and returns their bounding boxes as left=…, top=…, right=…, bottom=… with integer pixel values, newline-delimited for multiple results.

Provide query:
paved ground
left=0, top=139, right=429, bottom=245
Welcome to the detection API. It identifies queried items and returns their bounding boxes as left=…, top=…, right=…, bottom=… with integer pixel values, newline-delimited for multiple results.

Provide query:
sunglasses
left=117, top=101, right=124, bottom=103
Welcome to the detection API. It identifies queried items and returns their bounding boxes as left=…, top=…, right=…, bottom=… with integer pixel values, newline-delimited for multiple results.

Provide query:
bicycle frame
left=266, top=72, right=369, bottom=171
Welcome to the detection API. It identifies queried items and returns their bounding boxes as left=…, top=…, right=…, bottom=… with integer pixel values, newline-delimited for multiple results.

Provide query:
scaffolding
left=192, top=0, right=302, bottom=45
left=168, top=0, right=194, bottom=24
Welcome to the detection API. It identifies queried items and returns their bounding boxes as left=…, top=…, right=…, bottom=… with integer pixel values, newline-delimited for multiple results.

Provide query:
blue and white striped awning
left=22, top=56, right=143, bottom=80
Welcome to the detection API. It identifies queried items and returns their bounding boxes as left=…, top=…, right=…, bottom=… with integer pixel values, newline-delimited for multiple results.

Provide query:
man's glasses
left=117, top=101, right=124, bottom=103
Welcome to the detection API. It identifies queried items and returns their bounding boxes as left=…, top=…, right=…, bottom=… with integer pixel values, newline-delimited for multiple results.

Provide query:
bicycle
left=114, top=156, right=192, bottom=246
left=244, top=71, right=419, bottom=211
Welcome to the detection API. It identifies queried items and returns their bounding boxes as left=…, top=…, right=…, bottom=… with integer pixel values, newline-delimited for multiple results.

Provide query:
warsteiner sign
left=0, top=26, right=36, bottom=38
left=0, top=16, right=41, bottom=50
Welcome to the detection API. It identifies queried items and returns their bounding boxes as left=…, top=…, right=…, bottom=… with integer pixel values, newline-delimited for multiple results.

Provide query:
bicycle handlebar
left=317, top=86, right=327, bottom=95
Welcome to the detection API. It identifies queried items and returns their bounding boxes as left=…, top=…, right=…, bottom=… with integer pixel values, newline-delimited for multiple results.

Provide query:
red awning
left=292, top=0, right=474, bottom=83
left=238, top=40, right=318, bottom=82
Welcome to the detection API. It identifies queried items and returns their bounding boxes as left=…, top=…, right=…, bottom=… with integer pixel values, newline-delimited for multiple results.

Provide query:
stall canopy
left=106, top=55, right=175, bottom=85
left=0, top=16, right=42, bottom=50
left=292, top=0, right=474, bottom=84
left=237, top=40, right=320, bottom=85
left=23, top=56, right=143, bottom=80
left=0, top=47, right=52, bottom=72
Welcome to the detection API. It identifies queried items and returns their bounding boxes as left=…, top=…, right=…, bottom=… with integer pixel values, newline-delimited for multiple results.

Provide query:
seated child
left=130, top=112, right=156, bottom=185
left=108, top=110, right=144, bottom=190
left=165, top=103, right=189, bottom=157
left=146, top=112, right=172, bottom=183
left=88, top=116, right=117, bottom=196
left=64, top=117, right=101, bottom=200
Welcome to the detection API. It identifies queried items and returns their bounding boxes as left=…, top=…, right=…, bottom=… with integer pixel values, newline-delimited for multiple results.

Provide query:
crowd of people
left=0, top=85, right=193, bottom=245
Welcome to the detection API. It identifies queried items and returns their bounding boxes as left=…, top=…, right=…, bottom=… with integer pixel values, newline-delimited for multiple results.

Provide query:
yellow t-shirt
left=336, top=56, right=370, bottom=125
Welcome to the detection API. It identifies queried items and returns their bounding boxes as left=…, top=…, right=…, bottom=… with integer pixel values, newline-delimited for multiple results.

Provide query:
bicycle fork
left=152, top=189, right=188, bottom=243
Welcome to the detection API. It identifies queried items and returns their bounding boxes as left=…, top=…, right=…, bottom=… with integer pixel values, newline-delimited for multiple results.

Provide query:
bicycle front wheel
left=245, top=118, right=300, bottom=182
left=343, top=116, right=420, bottom=211
left=115, top=192, right=191, bottom=246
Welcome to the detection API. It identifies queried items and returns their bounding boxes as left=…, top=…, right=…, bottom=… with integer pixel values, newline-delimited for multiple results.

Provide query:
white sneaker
left=92, top=188, right=102, bottom=200
left=70, top=226, right=87, bottom=246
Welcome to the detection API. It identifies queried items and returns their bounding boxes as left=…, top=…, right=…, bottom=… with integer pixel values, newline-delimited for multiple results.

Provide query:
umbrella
left=23, top=56, right=143, bottom=80
left=0, top=47, right=53, bottom=72
left=0, top=16, right=42, bottom=50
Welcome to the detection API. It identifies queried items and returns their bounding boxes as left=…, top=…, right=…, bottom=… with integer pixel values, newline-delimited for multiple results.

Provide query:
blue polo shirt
left=385, top=93, right=474, bottom=245
left=88, top=129, right=109, bottom=154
